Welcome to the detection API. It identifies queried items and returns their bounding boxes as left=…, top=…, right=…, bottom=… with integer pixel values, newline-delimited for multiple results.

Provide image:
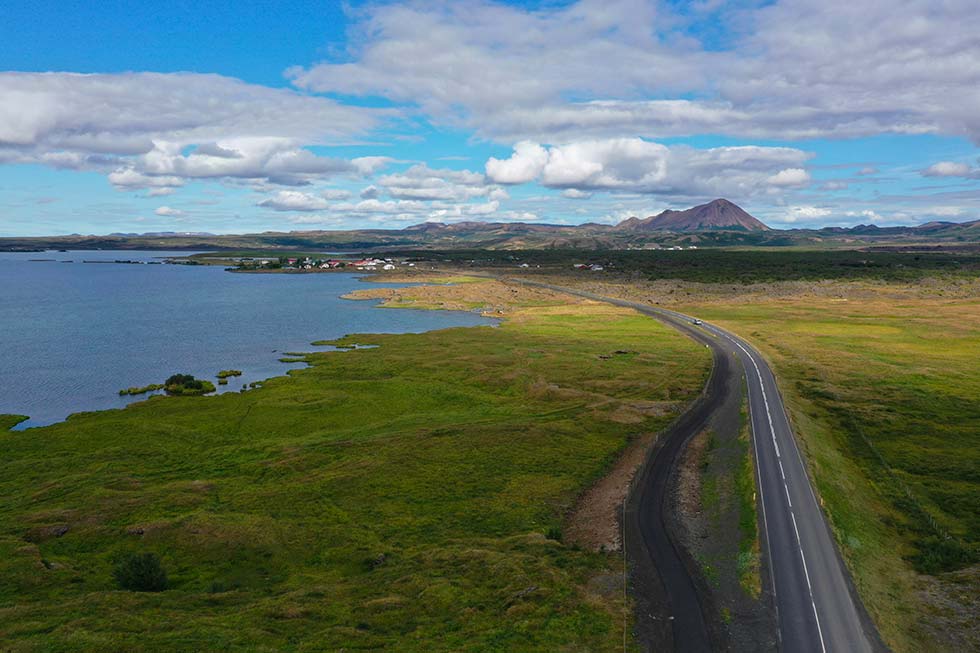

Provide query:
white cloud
left=486, top=142, right=549, bottom=184
left=320, top=189, right=352, bottom=200
left=154, top=206, right=184, bottom=217
left=0, top=72, right=394, bottom=189
left=288, top=0, right=980, bottom=143
left=486, top=138, right=812, bottom=198
left=766, top=168, right=811, bottom=187
left=286, top=215, right=347, bottom=227
left=922, top=161, right=980, bottom=179
left=562, top=188, right=593, bottom=199
left=778, top=205, right=832, bottom=223
left=352, top=156, right=395, bottom=176
left=844, top=209, right=885, bottom=223
left=108, top=168, right=184, bottom=190
left=257, top=190, right=330, bottom=212
left=377, top=163, right=494, bottom=201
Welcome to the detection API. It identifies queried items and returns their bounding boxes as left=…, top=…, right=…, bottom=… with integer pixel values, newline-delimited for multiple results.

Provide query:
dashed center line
left=708, top=326, right=828, bottom=653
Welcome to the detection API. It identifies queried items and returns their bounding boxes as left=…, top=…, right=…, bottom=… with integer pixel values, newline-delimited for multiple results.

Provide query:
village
left=233, top=255, right=417, bottom=272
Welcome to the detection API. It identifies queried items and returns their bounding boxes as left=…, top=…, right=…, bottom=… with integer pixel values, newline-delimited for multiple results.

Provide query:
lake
left=0, top=251, right=495, bottom=428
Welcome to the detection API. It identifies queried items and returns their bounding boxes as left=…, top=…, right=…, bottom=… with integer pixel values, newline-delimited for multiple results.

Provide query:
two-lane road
left=510, top=278, right=881, bottom=652
left=700, top=322, right=876, bottom=652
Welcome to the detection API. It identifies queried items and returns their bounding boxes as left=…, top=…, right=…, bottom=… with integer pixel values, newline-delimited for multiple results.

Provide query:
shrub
left=114, top=552, right=168, bottom=592
left=163, top=374, right=215, bottom=396
left=908, top=536, right=978, bottom=575
left=165, top=373, right=195, bottom=387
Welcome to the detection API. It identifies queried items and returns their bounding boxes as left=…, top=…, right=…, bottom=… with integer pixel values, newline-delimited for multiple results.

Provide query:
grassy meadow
left=670, top=287, right=980, bottom=652
left=0, top=279, right=710, bottom=651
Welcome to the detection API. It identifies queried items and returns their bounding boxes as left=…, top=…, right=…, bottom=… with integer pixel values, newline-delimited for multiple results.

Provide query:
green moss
left=216, top=370, right=242, bottom=379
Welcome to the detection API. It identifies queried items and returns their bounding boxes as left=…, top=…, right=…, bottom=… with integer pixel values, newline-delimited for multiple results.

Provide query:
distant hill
left=617, top=199, right=770, bottom=232
left=2, top=199, right=978, bottom=252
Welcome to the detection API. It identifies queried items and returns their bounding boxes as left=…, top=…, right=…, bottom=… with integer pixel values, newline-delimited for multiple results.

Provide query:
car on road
left=692, top=318, right=703, bottom=325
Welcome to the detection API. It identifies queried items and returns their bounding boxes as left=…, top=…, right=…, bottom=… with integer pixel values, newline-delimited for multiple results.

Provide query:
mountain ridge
left=2, top=199, right=977, bottom=252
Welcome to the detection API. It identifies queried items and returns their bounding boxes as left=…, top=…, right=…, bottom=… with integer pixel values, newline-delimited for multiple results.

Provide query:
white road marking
left=709, top=326, right=829, bottom=653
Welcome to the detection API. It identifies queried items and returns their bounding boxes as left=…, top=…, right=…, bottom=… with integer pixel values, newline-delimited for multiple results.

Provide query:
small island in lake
left=118, top=374, right=217, bottom=397
left=163, top=374, right=215, bottom=396
left=119, top=383, right=165, bottom=396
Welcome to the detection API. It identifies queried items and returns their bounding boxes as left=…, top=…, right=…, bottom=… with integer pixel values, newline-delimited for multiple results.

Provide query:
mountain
left=617, top=199, right=770, bottom=232
left=4, top=200, right=979, bottom=253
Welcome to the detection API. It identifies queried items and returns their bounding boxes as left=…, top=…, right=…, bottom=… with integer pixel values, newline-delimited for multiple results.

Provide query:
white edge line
left=721, top=330, right=828, bottom=653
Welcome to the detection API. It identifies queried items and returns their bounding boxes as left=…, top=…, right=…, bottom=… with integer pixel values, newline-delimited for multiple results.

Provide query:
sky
left=1, top=0, right=979, bottom=236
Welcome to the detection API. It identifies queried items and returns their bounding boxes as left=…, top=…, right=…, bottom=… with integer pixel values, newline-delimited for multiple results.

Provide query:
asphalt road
left=510, top=278, right=881, bottom=652
left=696, top=321, right=877, bottom=653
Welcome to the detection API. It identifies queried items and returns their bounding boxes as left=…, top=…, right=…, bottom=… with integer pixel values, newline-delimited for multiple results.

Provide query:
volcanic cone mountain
left=618, top=199, right=770, bottom=232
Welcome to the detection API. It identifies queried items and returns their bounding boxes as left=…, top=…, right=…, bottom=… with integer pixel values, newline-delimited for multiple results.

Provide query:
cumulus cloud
left=766, top=168, right=811, bottom=187
left=776, top=205, right=832, bottom=223
left=107, top=168, right=184, bottom=190
left=845, top=209, right=885, bottom=223
left=257, top=190, right=330, bottom=212
left=376, top=163, right=499, bottom=201
left=291, top=1, right=705, bottom=130
left=288, top=0, right=980, bottom=143
left=486, top=142, right=549, bottom=184
left=486, top=138, right=812, bottom=199
left=922, top=161, right=980, bottom=179
left=154, top=206, right=184, bottom=217
left=0, top=72, right=394, bottom=189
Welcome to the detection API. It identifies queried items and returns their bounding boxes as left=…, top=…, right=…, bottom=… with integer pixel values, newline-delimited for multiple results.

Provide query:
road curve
left=510, top=278, right=882, bottom=652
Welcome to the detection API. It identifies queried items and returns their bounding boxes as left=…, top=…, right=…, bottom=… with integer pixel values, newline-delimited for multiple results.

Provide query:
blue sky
left=1, top=0, right=979, bottom=236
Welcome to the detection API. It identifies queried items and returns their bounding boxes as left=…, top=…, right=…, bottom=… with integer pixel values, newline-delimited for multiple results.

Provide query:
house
left=383, top=263, right=395, bottom=270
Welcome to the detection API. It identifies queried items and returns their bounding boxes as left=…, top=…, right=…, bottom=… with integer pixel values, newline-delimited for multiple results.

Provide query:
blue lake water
left=0, top=251, right=495, bottom=428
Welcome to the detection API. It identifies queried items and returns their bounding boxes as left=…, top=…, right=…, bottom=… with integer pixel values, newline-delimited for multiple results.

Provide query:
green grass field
left=0, top=285, right=710, bottom=651
left=675, top=291, right=980, bottom=652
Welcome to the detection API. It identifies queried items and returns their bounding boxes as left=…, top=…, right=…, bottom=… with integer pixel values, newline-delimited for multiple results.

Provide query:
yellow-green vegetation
left=118, top=383, right=164, bottom=396
left=0, top=280, right=710, bottom=651
left=215, top=370, right=242, bottom=379
left=675, top=289, right=980, bottom=652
